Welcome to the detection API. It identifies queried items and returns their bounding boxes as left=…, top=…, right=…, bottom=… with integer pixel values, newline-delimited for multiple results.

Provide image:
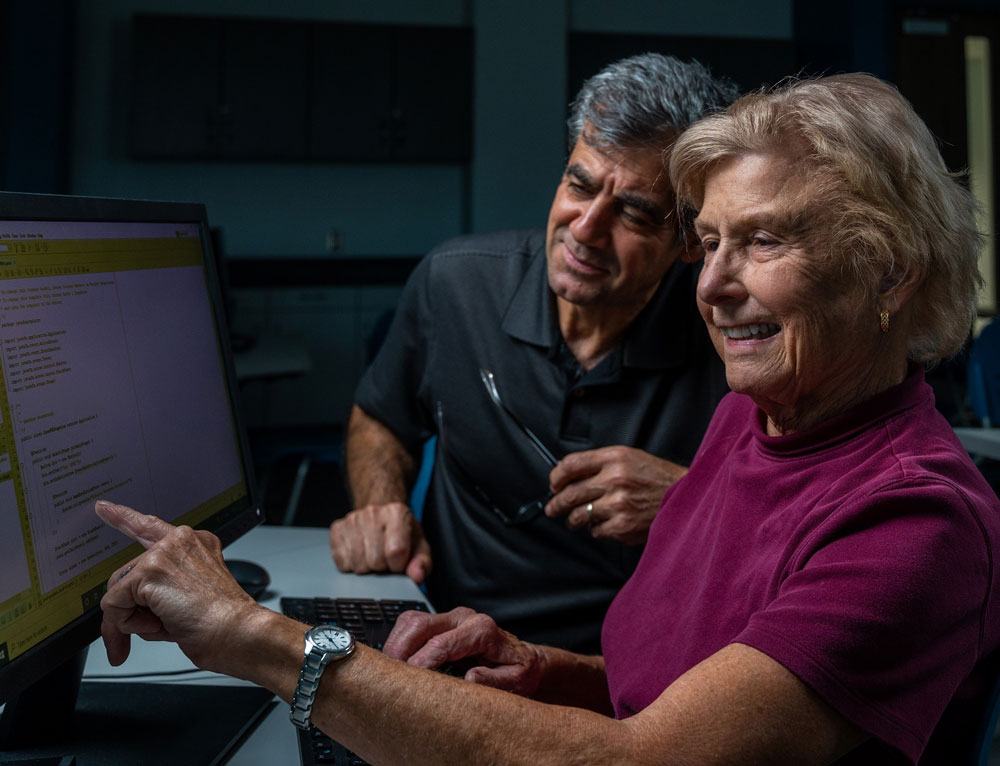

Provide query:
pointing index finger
left=95, top=500, right=173, bottom=549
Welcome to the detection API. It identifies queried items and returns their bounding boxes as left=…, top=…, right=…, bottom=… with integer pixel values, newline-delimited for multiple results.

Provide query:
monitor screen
left=0, top=192, right=261, bottom=710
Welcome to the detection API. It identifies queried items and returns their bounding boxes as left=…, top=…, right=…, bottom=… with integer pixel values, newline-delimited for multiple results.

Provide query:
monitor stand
left=0, top=647, right=276, bottom=766
left=0, top=647, right=88, bottom=754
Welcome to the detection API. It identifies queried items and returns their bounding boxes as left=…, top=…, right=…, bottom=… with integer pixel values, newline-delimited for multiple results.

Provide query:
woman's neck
left=761, top=356, right=911, bottom=436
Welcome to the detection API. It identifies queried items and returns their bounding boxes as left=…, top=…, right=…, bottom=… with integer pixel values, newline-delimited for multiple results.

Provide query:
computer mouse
left=225, top=559, right=271, bottom=600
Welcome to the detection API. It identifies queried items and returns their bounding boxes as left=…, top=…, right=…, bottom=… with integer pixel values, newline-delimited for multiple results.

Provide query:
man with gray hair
left=330, top=54, right=737, bottom=653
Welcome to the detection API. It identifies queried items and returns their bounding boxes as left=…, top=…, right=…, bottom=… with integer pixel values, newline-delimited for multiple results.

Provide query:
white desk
left=83, top=525, right=425, bottom=765
left=954, top=427, right=1000, bottom=461
left=232, top=333, right=311, bottom=382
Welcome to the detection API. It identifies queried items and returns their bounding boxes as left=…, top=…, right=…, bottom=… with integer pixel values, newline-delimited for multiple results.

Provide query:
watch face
left=311, top=626, right=353, bottom=652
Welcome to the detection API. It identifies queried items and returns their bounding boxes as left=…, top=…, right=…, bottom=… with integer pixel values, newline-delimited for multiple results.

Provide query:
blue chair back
left=972, top=671, right=1000, bottom=765
left=409, top=437, right=436, bottom=520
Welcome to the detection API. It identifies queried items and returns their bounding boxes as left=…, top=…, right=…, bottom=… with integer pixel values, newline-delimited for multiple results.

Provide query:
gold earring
left=880, top=310, right=889, bottom=334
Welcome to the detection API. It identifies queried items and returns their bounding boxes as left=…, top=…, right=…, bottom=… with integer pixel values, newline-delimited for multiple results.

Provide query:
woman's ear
left=879, top=262, right=924, bottom=312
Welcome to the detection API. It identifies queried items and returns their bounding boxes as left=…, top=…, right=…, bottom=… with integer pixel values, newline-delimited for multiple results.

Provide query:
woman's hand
left=95, top=499, right=269, bottom=678
left=382, top=607, right=548, bottom=696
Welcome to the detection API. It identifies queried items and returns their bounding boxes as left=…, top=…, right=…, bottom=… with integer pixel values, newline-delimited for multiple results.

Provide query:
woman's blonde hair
left=669, top=73, right=983, bottom=362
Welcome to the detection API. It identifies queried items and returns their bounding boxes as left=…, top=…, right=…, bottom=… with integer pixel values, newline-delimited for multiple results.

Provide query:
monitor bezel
left=0, top=191, right=263, bottom=705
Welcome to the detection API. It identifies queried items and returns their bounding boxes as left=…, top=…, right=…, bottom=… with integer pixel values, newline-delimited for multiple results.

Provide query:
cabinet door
left=130, top=17, right=473, bottom=163
left=222, top=20, right=309, bottom=159
left=310, top=24, right=395, bottom=161
left=393, top=27, right=473, bottom=161
left=129, top=15, right=222, bottom=158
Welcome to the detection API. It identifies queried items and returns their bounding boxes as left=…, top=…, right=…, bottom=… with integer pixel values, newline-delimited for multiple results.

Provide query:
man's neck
left=557, top=298, right=644, bottom=371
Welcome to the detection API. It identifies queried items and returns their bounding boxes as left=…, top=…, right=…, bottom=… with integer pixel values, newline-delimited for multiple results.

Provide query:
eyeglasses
left=479, top=369, right=557, bottom=467
left=436, top=395, right=555, bottom=527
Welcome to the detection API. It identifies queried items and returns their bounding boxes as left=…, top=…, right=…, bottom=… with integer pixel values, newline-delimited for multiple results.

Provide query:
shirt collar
left=749, top=364, right=929, bottom=455
left=501, top=238, right=558, bottom=346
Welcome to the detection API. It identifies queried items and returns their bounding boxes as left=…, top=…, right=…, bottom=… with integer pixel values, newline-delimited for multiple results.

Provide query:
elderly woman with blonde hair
left=96, top=73, right=1000, bottom=765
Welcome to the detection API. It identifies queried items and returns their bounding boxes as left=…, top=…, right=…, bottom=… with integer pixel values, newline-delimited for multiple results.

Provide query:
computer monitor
left=0, top=192, right=263, bottom=755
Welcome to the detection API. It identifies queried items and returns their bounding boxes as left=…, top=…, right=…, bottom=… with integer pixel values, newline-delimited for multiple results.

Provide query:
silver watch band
left=290, top=651, right=327, bottom=729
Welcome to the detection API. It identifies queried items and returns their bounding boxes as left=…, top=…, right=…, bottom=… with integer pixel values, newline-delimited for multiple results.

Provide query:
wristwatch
left=289, top=624, right=356, bottom=729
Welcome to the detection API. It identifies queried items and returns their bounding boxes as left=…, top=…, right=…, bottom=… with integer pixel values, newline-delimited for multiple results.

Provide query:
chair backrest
left=971, top=670, right=1000, bottom=765
left=968, top=319, right=1000, bottom=428
left=409, top=436, right=436, bottom=520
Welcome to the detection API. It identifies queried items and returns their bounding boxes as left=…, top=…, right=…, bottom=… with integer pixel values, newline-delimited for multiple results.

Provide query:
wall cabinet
left=310, top=24, right=472, bottom=161
left=129, top=15, right=473, bottom=162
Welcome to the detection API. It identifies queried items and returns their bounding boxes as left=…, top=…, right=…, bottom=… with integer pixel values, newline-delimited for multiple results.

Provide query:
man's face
left=545, top=136, right=683, bottom=313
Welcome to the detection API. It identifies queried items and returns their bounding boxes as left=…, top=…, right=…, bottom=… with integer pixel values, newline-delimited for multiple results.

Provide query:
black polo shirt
left=354, top=229, right=728, bottom=653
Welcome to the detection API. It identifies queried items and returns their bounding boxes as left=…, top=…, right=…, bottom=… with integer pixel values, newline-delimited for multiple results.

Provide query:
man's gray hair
left=567, top=53, right=740, bottom=151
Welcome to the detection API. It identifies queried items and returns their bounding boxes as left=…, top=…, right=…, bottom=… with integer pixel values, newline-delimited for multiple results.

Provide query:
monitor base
left=0, top=681, right=275, bottom=766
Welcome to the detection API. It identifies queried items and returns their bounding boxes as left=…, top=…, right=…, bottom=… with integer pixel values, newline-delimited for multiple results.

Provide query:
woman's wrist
left=532, top=644, right=611, bottom=712
left=221, top=606, right=307, bottom=700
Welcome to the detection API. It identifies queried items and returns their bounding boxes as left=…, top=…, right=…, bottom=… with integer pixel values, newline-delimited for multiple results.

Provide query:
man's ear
left=673, top=203, right=702, bottom=264
left=677, top=231, right=704, bottom=264
left=679, top=243, right=704, bottom=264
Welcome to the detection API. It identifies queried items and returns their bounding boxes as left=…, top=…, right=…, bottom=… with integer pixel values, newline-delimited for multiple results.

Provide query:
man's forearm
left=346, top=404, right=418, bottom=507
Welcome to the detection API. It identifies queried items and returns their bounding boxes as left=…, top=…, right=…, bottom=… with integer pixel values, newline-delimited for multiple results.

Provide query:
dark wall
left=568, top=32, right=797, bottom=104
left=793, top=0, right=893, bottom=78
left=0, top=0, right=75, bottom=193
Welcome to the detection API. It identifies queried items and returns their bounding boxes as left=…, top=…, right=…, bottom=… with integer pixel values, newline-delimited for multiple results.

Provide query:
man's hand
left=383, top=607, right=547, bottom=696
left=329, top=503, right=433, bottom=584
left=545, top=446, right=686, bottom=545
left=95, top=500, right=265, bottom=676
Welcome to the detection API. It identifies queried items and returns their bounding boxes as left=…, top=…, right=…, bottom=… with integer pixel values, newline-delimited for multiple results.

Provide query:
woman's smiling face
left=693, top=150, right=886, bottom=434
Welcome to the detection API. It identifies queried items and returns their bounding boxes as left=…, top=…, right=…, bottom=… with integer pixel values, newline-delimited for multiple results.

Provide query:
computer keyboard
left=282, top=596, right=431, bottom=649
left=281, top=596, right=432, bottom=766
